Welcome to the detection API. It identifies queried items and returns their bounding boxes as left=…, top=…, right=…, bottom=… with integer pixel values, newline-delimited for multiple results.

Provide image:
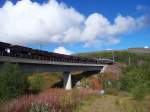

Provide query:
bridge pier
left=100, top=65, right=107, bottom=73
left=63, top=72, right=72, bottom=90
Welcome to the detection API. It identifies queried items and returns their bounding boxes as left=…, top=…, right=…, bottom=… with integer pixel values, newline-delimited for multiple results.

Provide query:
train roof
left=0, top=42, right=11, bottom=47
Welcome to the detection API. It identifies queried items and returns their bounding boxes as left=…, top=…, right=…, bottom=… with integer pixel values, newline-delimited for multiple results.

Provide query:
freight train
left=0, top=41, right=114, bottom=65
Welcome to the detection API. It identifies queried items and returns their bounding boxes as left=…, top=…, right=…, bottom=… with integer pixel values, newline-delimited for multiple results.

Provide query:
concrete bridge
left=0, top=55, right=107, bottom=90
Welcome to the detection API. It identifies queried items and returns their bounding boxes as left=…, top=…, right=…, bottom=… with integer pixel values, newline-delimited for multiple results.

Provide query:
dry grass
left=76, top=94, right=149, bottom=112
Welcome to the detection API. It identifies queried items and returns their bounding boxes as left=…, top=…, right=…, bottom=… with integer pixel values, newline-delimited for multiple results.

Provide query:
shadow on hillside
left=51, top=70, right=100, bottom=88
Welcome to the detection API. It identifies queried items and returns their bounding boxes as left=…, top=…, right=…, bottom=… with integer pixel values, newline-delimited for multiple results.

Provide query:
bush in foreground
left=29, top=103, right=50, bottom=112
left=0, top=63, right=26, bottom=101
left=28, top=74, right=47, bottom=93
left=131, top=83, right=149, bottom=101
left=1, top=89, right=96, bottom=112
left=120, top=54, right=150, bottom=100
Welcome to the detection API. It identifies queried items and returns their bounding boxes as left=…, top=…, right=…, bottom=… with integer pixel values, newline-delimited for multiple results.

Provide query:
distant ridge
left=76, top=47, right=150, bottom=61
left=128, top=48, right=150, bottom=54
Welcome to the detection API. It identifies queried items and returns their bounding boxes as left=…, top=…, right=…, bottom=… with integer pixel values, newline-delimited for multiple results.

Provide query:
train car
left=30, top=49, right=51, bottom=60
left=0, top=41, right=114, bottom=65
left=9, top=45, right=32, bottom=58
left=0, top=42, right=11, bottom=56
left=97, top=59, right=114, bottom=65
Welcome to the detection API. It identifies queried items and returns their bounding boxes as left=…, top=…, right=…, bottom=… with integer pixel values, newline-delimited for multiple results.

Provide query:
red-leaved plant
left=1, top=88, right=97, bottom=112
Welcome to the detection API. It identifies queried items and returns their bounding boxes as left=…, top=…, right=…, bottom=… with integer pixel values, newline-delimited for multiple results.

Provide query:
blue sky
left=0, top=0, right=150, bottom=54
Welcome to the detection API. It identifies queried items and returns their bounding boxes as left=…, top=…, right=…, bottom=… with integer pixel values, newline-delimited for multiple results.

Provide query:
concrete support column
left=63, top=72, right=72, bottom=90
left=100, top=65, right=107, bottom=73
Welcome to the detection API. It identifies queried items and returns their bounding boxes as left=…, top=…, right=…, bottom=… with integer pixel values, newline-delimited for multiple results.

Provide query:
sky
left=0, top=0, right=150, bottom=54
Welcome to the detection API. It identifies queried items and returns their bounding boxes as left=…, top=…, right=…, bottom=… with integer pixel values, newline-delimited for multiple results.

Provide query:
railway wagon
left=0, top=42, right=114, bottom=65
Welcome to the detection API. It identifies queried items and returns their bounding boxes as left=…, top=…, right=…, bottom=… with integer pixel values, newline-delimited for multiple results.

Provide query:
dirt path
left=77, top=95, right=149, bottom=112
left=79, top=95, right=123, bottom=112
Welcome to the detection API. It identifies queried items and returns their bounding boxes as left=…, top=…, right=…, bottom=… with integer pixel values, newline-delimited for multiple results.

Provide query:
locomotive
left=0, top=41, right=114, bottom=65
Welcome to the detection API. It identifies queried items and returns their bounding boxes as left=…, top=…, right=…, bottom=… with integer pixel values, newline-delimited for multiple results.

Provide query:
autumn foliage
left=0, top=89, right=97, bottom=112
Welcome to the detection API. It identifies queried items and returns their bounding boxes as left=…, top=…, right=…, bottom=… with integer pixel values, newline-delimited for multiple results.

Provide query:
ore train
left=0, top=41, right=114, bottom=64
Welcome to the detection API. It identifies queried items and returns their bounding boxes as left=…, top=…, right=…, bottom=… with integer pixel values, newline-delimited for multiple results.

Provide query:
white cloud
left=0, top=0, right=149, bottom=47
left=54, top=46, right=72, bottom=55
left=106, top=48, right=112, bottom=51
left=81, top=13, right=148, bottom=47
left=0, top=0, right=84, bottom=44
left=144, top=46, right=149, bottom=49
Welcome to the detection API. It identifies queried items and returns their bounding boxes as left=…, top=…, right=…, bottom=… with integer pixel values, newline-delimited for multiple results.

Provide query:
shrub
left=0, top=63, right=26, bottom=101
left=3, top=89, right=96, bottom=112
left=29, top=103, right=50, bottom=112
left=28, top=74, right=46, bottom=93
left=119, top=54, right=150, bottom=100
left=131, top=83, right=148, bottom=100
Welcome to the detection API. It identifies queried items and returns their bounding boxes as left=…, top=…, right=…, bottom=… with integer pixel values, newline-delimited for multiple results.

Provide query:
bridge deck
left=0, top=56, right=105, bottom=67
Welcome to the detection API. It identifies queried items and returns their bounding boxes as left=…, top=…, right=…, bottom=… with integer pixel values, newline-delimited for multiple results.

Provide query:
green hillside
left=77, top=48, right=150, bottom=100
left=74, top=48, right=150, bottom=112
left=76, top=48, right=150, bottom=63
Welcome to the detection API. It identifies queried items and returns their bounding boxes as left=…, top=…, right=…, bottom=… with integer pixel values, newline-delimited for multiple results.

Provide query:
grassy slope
left=76, top=49, right=150, bottom=63
left=75, top=94, right=149, bottom=112
left=75, top=49, right=150, bottom=112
